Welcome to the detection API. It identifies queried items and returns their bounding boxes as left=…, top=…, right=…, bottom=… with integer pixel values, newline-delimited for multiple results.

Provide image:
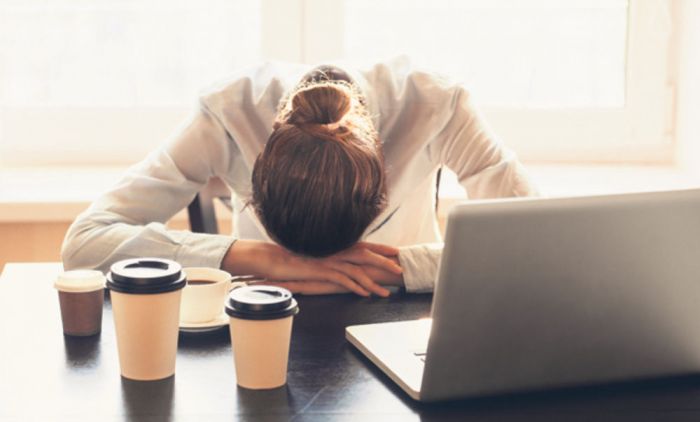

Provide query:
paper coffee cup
left=181, top=267, right=232, bottom=323
left=107, top=258, right=187, bottom=381
left=54, top=270, right=105, bottom=336
left=225, top=286, right=299, bottom=389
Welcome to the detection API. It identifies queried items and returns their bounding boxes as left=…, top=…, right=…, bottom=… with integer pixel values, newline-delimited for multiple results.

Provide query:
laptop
left=346, top=188, right=700, bottom=402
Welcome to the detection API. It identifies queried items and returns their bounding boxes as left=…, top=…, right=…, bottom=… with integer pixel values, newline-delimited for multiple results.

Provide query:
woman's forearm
left=221, top=239, right=280, bottom=276
left=220, top=239, right=405, bottom=296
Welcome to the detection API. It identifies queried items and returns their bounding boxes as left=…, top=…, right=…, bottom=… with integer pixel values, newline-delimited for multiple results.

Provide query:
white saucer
left=179, top=312, right=229, bottom=333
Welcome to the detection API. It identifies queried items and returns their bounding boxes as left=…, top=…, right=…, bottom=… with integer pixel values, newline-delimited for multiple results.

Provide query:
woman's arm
left=222, top=240, right=402, bottom=297
left=397, top=86, right=540, bottom=293
left=61, top=101, right=240, bottom=274
left=62, top=101, right=401, bottom=296
left=431, top=87, right=539, bottom=199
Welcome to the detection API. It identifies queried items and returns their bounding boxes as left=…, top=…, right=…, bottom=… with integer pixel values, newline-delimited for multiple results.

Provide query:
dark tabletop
left=3, top=264, right=700, bottom=421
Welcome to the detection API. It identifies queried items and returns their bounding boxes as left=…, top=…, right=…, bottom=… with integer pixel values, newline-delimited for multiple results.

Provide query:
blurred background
left=1, top=0, right=699, bottom=270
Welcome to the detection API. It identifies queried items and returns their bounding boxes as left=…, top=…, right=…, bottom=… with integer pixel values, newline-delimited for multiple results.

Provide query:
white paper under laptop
left=347, top=188, right=700, bottom=402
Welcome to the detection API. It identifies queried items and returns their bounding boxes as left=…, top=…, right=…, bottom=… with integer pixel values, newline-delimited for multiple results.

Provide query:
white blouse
left=61, top=57, right=538, bottom=292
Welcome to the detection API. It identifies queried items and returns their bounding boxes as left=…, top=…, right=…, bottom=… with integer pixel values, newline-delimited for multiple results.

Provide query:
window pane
left=344, top=0, right=627, bottom=108
left=0, top=0, right=261, bottom=107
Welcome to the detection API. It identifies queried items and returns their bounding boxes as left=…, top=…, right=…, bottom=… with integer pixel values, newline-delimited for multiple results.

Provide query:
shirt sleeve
left=398, top=86, right=539, bottom=293
left=61, top=101, right=238, bottom=274
left=397, top=243, right=443, bottom=293
left=431, top=87, right=539, bottom=199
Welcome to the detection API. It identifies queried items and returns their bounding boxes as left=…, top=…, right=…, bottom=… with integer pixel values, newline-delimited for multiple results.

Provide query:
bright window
left=1, top=0, right=260, bottom=107
left=0, top=0, right=676, bottom=166
left=345, top=0, right=627, bottom=108
left=0, top=0, right=261, bottom=165
left=329, top=0, right=673, bottom=163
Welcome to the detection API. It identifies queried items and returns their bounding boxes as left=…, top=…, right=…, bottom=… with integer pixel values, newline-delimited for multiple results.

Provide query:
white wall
left=675, top=0, right=700, bottom=174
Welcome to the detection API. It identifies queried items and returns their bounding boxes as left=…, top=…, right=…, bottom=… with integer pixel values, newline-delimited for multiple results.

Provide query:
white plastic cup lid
left=54, top=270, right=106, bottom=293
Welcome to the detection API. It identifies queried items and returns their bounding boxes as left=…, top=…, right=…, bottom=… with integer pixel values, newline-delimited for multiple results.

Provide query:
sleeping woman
left=62, top=57, right=538, bottom=296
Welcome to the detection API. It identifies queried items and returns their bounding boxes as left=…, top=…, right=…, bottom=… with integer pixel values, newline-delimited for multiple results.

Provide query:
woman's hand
left=250, top=279, right=352, bottom=295
left=252, top=246, right=404, bottom=295
left=221, top=240, right=403, bottom=297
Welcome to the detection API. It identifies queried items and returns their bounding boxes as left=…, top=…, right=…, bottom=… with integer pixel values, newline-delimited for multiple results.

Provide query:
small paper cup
left=54, top=270, right=105, bottom=337
left=225, top=286, right=299, bottom=389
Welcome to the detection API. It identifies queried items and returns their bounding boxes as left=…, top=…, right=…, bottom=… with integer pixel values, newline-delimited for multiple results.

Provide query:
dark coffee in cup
left=188, top=280, right=216, bottom=286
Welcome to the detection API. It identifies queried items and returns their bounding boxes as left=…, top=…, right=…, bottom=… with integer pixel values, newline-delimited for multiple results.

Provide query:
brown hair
left=251, top=79, right=387, bottom=257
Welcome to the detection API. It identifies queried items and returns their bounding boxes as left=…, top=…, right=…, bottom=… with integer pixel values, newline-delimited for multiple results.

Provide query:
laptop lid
left=421, top=189, right=700, bottom=401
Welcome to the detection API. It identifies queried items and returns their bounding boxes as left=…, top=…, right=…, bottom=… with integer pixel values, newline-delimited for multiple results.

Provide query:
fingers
left=256, top=274, right=393, bottom=298
left=254, top=280, right=350, bottom=295
left=249, top=242, right=398, bottom=297
left=339, top=246, right=403, bottom=275
left=328, top=261, right=391, bottom=297
left=357, top=242, right=399, bottom=257
left=315, top=266, right=371, bottom=297
left=361, top=265, right=404, bottom=286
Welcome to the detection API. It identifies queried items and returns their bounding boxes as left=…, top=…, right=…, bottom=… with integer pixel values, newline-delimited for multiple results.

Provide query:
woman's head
left=251, top=72, right=387, bottom=257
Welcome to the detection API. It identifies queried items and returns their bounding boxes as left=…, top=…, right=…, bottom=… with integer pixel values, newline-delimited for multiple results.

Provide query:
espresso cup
left=225, top=286, right=299, bottom=389
left=54, top=270, right=105, bottom=336
left=181, top=267, right=232, bottom=324
left=107, top=258, right=187, bottom=381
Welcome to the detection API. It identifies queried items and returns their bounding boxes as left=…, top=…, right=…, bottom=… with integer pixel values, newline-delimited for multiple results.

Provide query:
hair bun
left=288, top=83, right=352, bottom=126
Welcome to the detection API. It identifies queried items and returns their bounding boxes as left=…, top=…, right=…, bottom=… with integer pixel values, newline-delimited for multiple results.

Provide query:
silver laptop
left=346, top=188, right=700, bottom=402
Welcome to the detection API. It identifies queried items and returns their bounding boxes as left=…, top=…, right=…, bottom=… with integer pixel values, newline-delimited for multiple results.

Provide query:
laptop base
left=346, top=319, right=432, bottom=401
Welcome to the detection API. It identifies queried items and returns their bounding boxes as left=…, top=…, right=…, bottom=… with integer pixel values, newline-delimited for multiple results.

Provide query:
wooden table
left=3, top=263, right=700, bottom=421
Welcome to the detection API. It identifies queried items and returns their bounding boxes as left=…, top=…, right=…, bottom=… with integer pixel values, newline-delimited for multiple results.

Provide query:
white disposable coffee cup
left=181, top=267, right=232, bottom=323
left=225, top=286, right=299, bottom=389
left=107, top=258, right=187, bottom=381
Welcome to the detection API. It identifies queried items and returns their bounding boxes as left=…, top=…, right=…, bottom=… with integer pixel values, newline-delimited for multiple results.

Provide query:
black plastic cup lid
left=225, top=286, right=299, bottom=320
left=106, top=258, right=186, bottom=294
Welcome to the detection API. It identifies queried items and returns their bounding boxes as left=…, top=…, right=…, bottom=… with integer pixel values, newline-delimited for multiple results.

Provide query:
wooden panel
left=0, top=223, right=71, bottom=274
left=0, top=218, right=234, bottom=274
